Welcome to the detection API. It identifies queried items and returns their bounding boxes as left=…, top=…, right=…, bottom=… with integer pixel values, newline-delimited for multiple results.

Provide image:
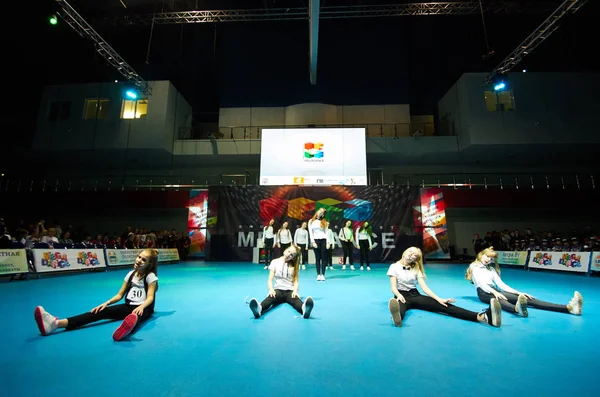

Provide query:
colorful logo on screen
left=304, top=142, right=324, bottom=159
left=532, top=252, right=552, bottom=266
left=559, top=253, right=582, bottom=268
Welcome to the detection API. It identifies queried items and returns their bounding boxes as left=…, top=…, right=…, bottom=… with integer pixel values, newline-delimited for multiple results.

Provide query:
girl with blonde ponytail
left=467, top=247, right=583, bottom=318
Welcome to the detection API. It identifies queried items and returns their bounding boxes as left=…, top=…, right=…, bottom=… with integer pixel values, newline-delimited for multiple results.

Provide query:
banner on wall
left=527, top=251, right=590, bottom=273
left=207, top=186, right=420, bottom=262
left=105, top=248, right=180, bottom=267
left=590, top=252, right=600, bottom=272
left=414, top=188, right=450, bottom=259
left=0, top=249, right=29, bottom=275
left=33, top=248, right=107, bottom=273
left=187, top=189, right=209, bottom=258
left=496, top=251, right=528, bottom=266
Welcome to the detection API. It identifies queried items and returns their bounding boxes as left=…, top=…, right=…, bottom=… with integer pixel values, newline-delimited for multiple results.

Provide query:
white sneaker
left=360, top=266, right=364, bottom=270
left=34, top=306, right=58, bottom=336
left=321, top=274, right=326, bottom=281
left=330, top=266, right=335, bottom=270
left=516, top=294, right=529, bottom=317
left=367, top=266, right=371, bottom=271
left=486, top=298, right=502, bottom=327
left=388, top=298, right=402, bottom=327
left=568, top=291, right=583, bottom=315
left=249, top=298, right=262, bottom=318
left=302, top=296, right=314, bottom=318
left=302, top=264, right=306, bottom=270
left=350, top=265, right=355, bottom=270
left=342, top=265, right=346, bottom=270
left=263, top=265, right=268, bottom=270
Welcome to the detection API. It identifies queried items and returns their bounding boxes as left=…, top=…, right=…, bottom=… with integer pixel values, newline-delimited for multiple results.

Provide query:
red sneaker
left=112, top=313, right=138, bottom=341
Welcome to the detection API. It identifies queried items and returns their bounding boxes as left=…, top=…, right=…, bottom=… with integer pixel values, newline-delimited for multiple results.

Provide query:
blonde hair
left=465, top=246, right=499, bottom=281
left=402, top=247, right=426, bottom=277
left=286, top=245, right=302, bottom=283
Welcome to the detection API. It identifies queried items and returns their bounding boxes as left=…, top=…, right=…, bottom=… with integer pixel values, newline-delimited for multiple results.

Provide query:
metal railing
left=178, top=122, right=437, bottom=140
left=0, top=172, right=596, bottom=193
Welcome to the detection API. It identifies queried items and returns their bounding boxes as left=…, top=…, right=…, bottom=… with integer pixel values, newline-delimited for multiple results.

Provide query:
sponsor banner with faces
left=33, top=249, right=106, bottom=273
left=527, top=251, right=590, bottom=273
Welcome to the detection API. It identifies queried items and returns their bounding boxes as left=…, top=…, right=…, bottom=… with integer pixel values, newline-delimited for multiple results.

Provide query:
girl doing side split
left=249, top=245, right=314, bottom=319
left=308, top=207, right=332, bottom=281
left=388, top=247, right=502, bottom=327
left=34, top=249, right=159, bottom=341
left=466, top=247, right=583, bottom=317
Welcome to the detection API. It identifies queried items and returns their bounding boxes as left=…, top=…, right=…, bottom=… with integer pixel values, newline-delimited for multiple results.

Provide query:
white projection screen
left=259, top=128, right=367, bottom=186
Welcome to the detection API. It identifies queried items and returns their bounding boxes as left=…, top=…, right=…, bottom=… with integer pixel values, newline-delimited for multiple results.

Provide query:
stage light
left=522, top=69, right=527, bottom=73
left=490, top=74, right=508, bottom=92
left=125, top=90, right=137, bottom=99
left=49, top=15, right=58, bottom=25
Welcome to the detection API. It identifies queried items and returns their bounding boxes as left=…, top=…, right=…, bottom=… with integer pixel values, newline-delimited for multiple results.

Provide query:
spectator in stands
left=388, top=247, right=502, bottom=328
left=34, top=248, right=160, bottom=341
left=41, top=228, right=59, bottom=247
left=248, top=245, right=314, bottom=319
left=466, top=247, right=583, bottom=318
left=59, top=231, right=73, bottom=245
left=473, top=233, right=483, bottom=254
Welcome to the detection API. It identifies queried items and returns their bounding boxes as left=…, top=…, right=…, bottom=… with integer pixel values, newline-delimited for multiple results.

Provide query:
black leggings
left=341, top=241, right=354, bottom=265
left=260, top=289, right=304, bottom=314
left=297, top=243, right=308, bottom=264
left=313, top=238, right=327, bottom=275
left=280, top=242, right=291, bottom=252
left=359, top=239, right=370, bottom=266
left=264, top=238, right=274, bottom=265
left=66, top=303, right=153, bottom=331
left=396, top=289, right=479, bottom=323
left=477, top=288, right=569, bottom=314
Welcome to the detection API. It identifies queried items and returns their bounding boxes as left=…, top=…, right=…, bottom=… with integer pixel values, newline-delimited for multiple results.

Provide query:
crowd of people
left=472, top=227, right=598, bottom=253
left=0, top=217, right=192, bottom=260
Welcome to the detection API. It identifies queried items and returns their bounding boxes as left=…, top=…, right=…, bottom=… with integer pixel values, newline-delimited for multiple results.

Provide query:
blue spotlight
left=125, top=90, right=137, bottom=99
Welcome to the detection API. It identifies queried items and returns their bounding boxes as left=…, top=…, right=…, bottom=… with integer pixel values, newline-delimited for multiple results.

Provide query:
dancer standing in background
left=308, top=207, right=331, bottom=281
left=339, top=220, right=355, bottom=270
left=355, top=221, right=373, bottom=270
left=326, top=224, right=336, bottom=271
left=294, top=222, right=309, bottom=270
left=276, top=221, right=293, bottom=253
left=262, top=219, right=275, bottom=269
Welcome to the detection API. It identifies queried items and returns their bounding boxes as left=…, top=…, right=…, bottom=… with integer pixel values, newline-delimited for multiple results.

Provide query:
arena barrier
left=0, top=248, right=180, bottom=278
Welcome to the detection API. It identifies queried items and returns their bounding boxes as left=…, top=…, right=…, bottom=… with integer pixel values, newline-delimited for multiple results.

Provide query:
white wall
left=218, top=103, right=412, bottom=139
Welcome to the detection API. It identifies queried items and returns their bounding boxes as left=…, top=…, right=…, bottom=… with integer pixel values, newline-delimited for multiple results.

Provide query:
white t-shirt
left=277, top=229, right=292, bottom=244
left=268, top=257, right=295, bottom=290
left=387, top=262, right=424, bottom=291
left=124, top=270, right=158, bottom=305
left=294, top=228, right=309, bottom=245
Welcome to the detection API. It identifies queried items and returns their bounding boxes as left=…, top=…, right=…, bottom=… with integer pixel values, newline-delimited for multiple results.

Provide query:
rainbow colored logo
left=304, top=142, right=324, bottom=159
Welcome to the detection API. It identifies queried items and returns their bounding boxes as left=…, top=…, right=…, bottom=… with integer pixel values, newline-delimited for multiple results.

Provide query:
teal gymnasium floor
left=1, top=261, right=597, bottom=397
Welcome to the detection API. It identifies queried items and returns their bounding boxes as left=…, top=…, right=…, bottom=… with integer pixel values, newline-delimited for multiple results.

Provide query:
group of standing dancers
left=31, top=210, right=584, bottom=341
left=262, top=208, right=375, bottom=280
